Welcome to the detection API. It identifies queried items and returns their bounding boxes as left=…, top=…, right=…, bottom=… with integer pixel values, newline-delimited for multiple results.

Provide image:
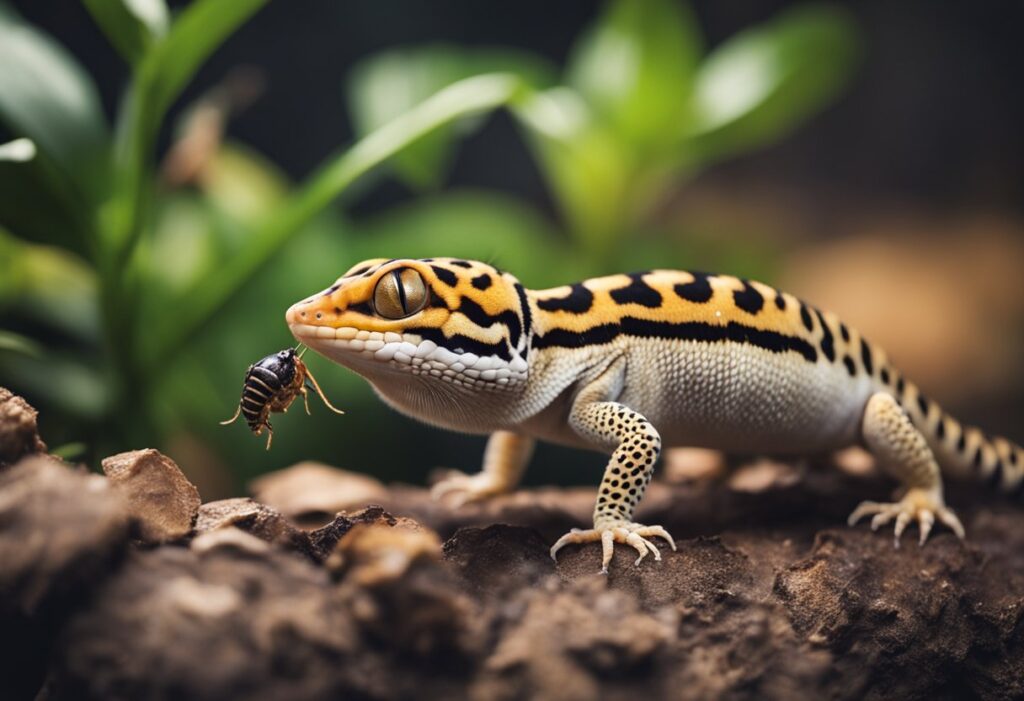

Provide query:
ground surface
left=1, top=388, right=1022, bottom=701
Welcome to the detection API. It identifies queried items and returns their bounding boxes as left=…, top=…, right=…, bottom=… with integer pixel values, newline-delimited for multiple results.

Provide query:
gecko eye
left=373, top=268, right=428, bottom=319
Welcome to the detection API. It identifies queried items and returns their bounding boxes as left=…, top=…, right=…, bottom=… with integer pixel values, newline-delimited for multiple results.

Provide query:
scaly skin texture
left=287, top=258, right=1023, bottom=572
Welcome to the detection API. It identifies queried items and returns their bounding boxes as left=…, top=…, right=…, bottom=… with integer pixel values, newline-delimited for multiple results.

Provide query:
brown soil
left=1, top=389, right=1022, bottom=701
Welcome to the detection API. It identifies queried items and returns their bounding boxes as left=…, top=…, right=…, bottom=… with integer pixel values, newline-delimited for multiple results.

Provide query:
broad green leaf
left=0, top=231, right=98, bottom=342
left=0, top=352, right=108, bottom=419
left=514, top=87, right=634, bottom=253
left=0, top=154, right=93, bottom=255
left=567, top=0, right=702, bottom=149
left=0, top=4, right=111, bottom=205
left=82, top=0, right=169, bottom=64
left=686, top=4, right=859, bottom=161
left=348, top=45, right=555, bottom=190
left=147, top=73, right=526, bottom=371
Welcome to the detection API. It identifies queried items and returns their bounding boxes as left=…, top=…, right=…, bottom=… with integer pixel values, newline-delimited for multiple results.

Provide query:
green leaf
left=106, top=0, right=268, bottom=259
left=82, top=0, right=169, bottom=64
left=686, top=4, right=859, bottom=161
left=142, top=0, right=266, bottom=116
left=0, top=331, right=41, bottom=357
left=567, top=0, right=702, bottom=149
left=0, top=4, right=111, bottom=206
left=0, top=352, right=108, bottom=419
left=0, top=137, right=35, bottom=162
left=146, top=72, right=526, bottom=370
left=513, top=87, right=634, bottom=253
left=349, top=190, right=579, bottom=286
left=347, top=45, right=555, bottom=190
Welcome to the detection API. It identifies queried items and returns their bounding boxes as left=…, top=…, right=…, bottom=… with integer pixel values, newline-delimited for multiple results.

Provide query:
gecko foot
left=847, top=487, right=965, bottom=546
left=430, top=470, right=508, bottom=509
left=550, top=522, right=677, bottom=574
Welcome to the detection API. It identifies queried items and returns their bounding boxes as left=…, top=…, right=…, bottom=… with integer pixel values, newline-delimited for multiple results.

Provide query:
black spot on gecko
left=471, top=274, right=493, bottom=291
left=896, top=376, right=906, bottom=397
left=774, top=291, right=787, bottom=310
left=860, top=338, right=874, bottom=376
left=451, top=260, right=473, bottom=268
left=880, top=367, right=891, bottom=385
left=430, top=266, right=458, bottom=286
left=815, top=308, right=835, bottom=362
left=347, top=265, right=372, bottom=277
left=973, top=446, right=983, bottom=469
left=839, top=323, right=850, bottom=342
left=800, top=303, right=815, bottom=332
left=514, top=282, right=532, bottom=358
left=937, top=418, right=946, bottom=440
left=733, top=280, right=764, bottom=314
left=674, top=272, right=713, bottom=303
left=322, top=283, right=341, bottom=296
left=956, top=431, right=966, bottom=453
left=536, top=283, right=593, bottom=313
left=917, top=393, right=930, bottom=417
left=988, top=459, right=1004, bottom=488
left=842, top=355, right=856, bottom=376
left=348, top=302, right=373, bottom=315
left=610, top=273, right=662, bottom=308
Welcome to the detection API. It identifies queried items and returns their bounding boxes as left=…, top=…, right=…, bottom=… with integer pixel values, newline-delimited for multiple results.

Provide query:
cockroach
left=221, top=346, right=343, bottom=449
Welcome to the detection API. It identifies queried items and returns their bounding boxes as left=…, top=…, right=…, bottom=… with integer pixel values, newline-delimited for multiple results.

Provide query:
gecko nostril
left=300, top=311, right=306, bottom=318
left=315, top=312, right=323, bottom=320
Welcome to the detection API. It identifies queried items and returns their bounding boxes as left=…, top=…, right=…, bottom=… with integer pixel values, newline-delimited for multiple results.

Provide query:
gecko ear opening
left=373, top=268, right=428, bottom=319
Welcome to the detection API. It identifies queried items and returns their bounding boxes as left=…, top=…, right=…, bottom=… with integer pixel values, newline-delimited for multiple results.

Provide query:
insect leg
left=220, top=405, right=242, bottom=425
left=304, top=367, right=345, bottom=415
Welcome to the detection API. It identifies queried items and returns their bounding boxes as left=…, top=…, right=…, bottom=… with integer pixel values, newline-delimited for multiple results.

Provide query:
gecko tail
left=897, top=378, right=1024, bottom=495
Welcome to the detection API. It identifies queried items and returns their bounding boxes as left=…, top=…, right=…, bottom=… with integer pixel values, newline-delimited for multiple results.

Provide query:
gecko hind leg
left=848, top=392, right=965, bottom=546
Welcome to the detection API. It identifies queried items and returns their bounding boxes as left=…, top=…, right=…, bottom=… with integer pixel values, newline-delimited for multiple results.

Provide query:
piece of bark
left=102, top=449, right=201, bottom=544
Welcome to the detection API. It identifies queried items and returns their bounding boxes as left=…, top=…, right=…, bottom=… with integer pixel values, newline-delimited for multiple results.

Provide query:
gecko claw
left=848, top=487, right=964, bottom=545
left=550, top=522, right=676, bottom=573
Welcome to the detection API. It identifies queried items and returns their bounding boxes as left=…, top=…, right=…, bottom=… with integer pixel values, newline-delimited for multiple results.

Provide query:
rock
left=0, top=456, right=130, bottom=700
left=327, top=511, right=441, bottom=585
left=0, top=387, right=47, bottom=467
left=727, top=459, right=804, bottom=493
left=101, top=449, right=201, bottom=543
left=0, top=456, right=130, bottom=614
left=195, top=498, right=317, bottom=561
left=328, top=508, right=478, bottom=662
left=249, top=462, right=388, bottom=527
left=49, top=544, right=358, bottom=701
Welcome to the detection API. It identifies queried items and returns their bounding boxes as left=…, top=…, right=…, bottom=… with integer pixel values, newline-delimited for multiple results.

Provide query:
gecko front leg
left=431, top=430, right=535, bottom=508
left=550, top=360, right=676, bottom=573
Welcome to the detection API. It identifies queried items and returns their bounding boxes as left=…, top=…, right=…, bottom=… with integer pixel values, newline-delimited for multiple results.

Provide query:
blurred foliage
left=0, top=0, right=858, bottom=489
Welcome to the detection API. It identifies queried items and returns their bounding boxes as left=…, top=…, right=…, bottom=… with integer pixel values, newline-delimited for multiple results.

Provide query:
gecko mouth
left=289, top=322, right=526, bottom=385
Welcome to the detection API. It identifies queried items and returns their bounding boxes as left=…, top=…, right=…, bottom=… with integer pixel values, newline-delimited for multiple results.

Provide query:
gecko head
left=286, top=258, right=532, bottom=392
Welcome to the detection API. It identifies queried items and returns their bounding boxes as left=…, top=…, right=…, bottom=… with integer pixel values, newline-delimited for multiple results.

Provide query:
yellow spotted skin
left=288, top=258, right=1023, bottom=570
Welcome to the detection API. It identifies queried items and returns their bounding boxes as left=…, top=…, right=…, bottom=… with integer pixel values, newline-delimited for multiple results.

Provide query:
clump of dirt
left=1, top=387, right=1022, bottom=701
left=0, top=387, right=47, bottom=467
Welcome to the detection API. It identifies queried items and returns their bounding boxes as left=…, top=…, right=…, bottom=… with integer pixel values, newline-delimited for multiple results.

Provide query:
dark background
left=16, top=0, right=1024, bottom=213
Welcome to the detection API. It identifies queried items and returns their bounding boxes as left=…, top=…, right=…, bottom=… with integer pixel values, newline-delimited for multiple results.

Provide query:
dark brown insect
left=221, top=347, right=344, bottom=449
